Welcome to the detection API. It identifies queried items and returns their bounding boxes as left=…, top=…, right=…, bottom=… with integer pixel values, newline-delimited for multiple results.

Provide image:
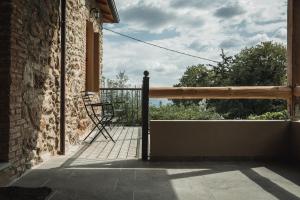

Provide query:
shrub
left=247, top=110, right=288, bottom=120
left=150, top=104, right=223, bottom=120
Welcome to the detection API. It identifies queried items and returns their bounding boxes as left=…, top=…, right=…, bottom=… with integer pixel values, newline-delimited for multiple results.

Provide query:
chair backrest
left=82, top=91, right=114, bottom=119
left=100, top=90, right=113, bottom=103
left=99, top=90, right=115, bottom=117
left=81, top=92, right=99, bottom=118
left=102, top=103, right=114, bottom=117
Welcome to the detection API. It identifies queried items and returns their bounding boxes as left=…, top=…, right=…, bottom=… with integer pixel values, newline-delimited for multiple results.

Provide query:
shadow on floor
left=11, top=159, right=300, bottom=200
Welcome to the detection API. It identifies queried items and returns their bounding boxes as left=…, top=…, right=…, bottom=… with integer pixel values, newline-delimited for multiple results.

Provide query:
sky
left=103, top=0, right=287, bottom=87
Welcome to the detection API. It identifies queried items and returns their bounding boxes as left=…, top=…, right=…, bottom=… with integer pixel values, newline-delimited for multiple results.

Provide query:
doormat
left=0, top=186, right=52, bottom=200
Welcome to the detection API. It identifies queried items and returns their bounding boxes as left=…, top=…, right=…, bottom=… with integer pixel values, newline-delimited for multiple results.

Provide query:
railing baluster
left=136, top=88, right=139, bottom=124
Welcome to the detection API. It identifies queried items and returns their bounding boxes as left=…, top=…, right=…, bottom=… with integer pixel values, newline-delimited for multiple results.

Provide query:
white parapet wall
left=150, top=120, right=291, bottom=160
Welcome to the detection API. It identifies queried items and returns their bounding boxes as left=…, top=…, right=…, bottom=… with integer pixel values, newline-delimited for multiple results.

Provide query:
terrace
left=7, top=69, right=300, bottom=198
left=1, top=1, right=300, bottom=200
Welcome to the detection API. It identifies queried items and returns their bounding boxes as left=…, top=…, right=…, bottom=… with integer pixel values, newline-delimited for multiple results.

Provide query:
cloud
left=120, top=5, right=174, bottom=29
left=170, top=0, right=225, bottom=9
left=246, top=33, right=270, bottom=47
left=103, top=0, right=287, bottom=86
left=219, top=39, right=243, bottom=49
left=118, top=2, right=206, bottom=33
left=254, top=18, right=286, bottom=25
left=225, top=19, right=258, bottom=37
left=273, top=28, right=287, bottom=39
left=214, top=3, right=246, bottom=18
left=187, top=16, right=205, bottom=26
left=189, top=41, right=210, bottom=52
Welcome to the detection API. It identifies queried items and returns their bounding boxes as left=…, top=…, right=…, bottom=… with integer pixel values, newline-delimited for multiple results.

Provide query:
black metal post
left=60, top=0, right=66, bottom=155
left=142, top=71, right=149, bottom=160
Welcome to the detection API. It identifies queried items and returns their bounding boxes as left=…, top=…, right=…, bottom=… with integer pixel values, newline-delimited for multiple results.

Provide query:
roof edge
left=106, top=0, right=119, bottom=23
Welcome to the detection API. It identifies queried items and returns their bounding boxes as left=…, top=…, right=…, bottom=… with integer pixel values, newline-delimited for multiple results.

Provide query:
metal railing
left=100, top=87, right=142, bottom=126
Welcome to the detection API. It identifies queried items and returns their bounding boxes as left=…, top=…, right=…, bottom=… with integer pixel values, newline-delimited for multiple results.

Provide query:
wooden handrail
left=149, top=86, right=293, bottom=100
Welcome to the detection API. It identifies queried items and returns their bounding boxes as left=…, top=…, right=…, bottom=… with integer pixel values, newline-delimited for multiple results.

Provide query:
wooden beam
left=149, top=86, right=292, bottom=100
left=288, top=0, right=300, bottom=119
left=294, top=86, right=300, bottom=97
left=99, top=3, right=111, bottom=14
left=102, top=14, right=114, bottom=22
left=93, top=32, right=100, bottom=92
left=97, top=0, right=118, bottom=23
left=85, top=21, right=95, bottom=92
left=98, top=2, right=115, bottom=22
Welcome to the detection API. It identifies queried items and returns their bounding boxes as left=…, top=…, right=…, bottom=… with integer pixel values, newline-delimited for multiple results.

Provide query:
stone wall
left=5, top=0, right=103, bottom=175
left=9, top=0, right=61, bottom=174
left=65, top=0, right=103, bottom=146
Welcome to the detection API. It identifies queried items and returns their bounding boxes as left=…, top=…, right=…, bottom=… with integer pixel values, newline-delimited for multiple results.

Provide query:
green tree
left=103, top=71, right=129, bottom=88
left=209, top=49, right=234, bottom=86
left=174, top=64, right=213, bottom=87
left=174, top=42, right=287, bottom=119
left=231, top=42, right=286, bottom=86
left=173, top=64, right=214, bottom=106
left=208, top=42, right=287, bottom=118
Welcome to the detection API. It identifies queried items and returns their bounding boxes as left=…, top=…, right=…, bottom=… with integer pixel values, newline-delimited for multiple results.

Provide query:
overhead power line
left=103, top=27, right=220, bottom=63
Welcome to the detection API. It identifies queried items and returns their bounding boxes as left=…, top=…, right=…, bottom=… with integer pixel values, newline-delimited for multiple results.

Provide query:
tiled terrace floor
left=9, top=127, right=300, bottom=200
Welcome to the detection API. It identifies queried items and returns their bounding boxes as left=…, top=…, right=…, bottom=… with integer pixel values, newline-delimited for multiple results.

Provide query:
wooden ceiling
left=96, top=0, right=119, bottom=23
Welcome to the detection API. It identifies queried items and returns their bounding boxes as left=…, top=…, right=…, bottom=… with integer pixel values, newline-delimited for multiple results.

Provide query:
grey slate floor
left=10, top=127, right=300, bottom=200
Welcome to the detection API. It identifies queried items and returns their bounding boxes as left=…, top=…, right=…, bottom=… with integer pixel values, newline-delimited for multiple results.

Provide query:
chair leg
left=98, top=117, right=116, bottom=143
left=83, top=125, right=97, bottom=141
left=103, top=126, right=115, bottom=143
left=89, top=116, right=113, bottom=144
left=89, top=130, right=101, bottom=143
left=89, top=122, right=112, bottom=143
left=83, top=123, right=108, bottom=142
